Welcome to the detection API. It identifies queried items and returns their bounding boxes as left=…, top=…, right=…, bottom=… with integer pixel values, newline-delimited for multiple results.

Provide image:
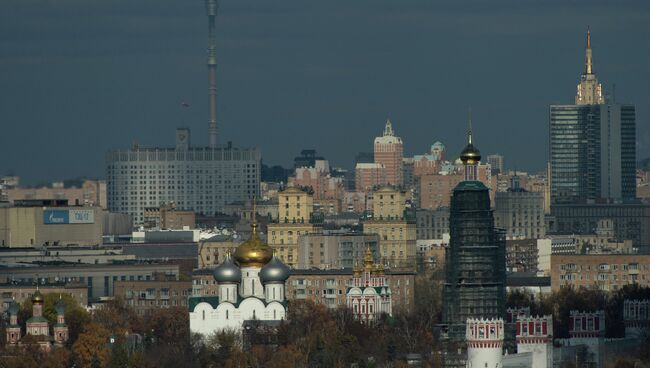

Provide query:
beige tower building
left=372, top=186, right=407, bottom=220
left=269, top=186, right=319, bottom=266
left=364, top=186, right=416, bottom=269
left=374, top=120, right=404, bottom=187
left=278, top=186, right=313, bottom=224
left=575, top=29, right=604, bottom=105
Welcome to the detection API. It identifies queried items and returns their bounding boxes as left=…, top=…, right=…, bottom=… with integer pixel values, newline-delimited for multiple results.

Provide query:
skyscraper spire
left=575, top=28, right=604, bottom=105
left=584, top=27, right=593, bottom=75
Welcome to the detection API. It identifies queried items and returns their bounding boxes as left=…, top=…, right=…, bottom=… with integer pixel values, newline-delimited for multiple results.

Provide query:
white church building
left=189, top=222, right=290, bottom=335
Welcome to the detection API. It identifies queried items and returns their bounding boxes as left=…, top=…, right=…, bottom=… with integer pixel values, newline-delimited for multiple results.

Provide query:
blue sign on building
left=44, top=210, right=70, bottom=224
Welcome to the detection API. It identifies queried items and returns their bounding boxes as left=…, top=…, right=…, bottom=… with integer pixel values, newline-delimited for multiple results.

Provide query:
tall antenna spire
left=584, top=27, right=593, bottom=75
left=206, top=0, right=219, bottom=148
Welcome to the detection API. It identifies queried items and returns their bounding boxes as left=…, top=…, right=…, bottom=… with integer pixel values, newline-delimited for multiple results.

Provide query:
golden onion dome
left=460, top=114, right=481, bottom=165
left=32, top=290, right=44, bottom=304
left=460, top=142, right=481, bottom=165
left=233, top=222, right=273, bottom=268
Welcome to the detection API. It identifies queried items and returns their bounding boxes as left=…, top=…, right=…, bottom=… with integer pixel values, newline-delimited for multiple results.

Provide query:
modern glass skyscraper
left=442, top=127, right=506, bottom=368
left=550, top=30, right=636, bottom=204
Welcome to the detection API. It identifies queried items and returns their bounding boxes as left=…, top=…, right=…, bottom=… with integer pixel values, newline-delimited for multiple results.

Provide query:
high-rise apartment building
left=486, top=154, right=504, bottom=175
left=442, top=128, right=506, bottom=367
left=550, top=30, right=636, bottom=204
left=374, top=120, right=404, bottom=187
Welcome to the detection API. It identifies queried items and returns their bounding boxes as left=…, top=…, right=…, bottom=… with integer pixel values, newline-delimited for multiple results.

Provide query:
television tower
left=206, top=0, right=218, bottom=148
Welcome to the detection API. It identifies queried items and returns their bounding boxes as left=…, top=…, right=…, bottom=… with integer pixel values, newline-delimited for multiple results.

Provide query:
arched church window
left=202, top=310, right=205, bottom=320
left=226, top=310, right=229, bottom=319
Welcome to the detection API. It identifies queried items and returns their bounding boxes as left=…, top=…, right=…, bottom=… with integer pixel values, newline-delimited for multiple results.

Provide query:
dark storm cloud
left=0, top=0, right=648, bottom=183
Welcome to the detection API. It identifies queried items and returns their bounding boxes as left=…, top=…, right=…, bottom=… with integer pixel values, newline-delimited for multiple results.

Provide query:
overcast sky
left=1, top=0, right=649, bottom=184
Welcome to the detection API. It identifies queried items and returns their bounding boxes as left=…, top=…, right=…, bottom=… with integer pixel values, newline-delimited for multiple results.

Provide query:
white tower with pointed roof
left=575, top=29, right=605, bottom=105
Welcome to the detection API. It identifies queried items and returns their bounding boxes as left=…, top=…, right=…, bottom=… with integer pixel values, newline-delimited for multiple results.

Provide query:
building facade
left=374, top=120, right=403, bottom=187
left=416, top=207, right=450, bottom=240
left=278, top=186, right=313, bottom=224
left=494, top=177, right=546, bottom=239
left=113, top=280, right=192, bottom=315
left=296, top=231, right=379, bottom=269
left=355, top=163, right=386, bottom=192
left=5, top=180, right=107, bottom=209
left=486, top=154, right=504, bottom=175
left=551, top=254, right=650, bottom=292
left=550, top=203, right=650, bottom=248
left=0, top=205, right=103, bottom=247
left=0, top=263, right=180, bottom=300
left=107, top=129, right=260, bottom=225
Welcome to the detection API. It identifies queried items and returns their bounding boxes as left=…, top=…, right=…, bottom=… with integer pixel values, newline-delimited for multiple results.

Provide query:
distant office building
left=494, top=176, right=546, bottom=239
left=442, top=128, right=506, bottom=367
left=143, top=203, right=196, bottom=230
left=374, top=120, right=403, bottom=187
left=293, top=149, right=325, bottom=169
left=487, top=154, right=504, bottom=175
left=354, top=152, right=374, bottom=165
left=551, top=202, right=650, bottom=248
left=416, top=207, right=450, bottom=240
left=5, top=179, right=107, bottom=209
left=0, top=204, right=103, bottom=247
left=0, top=263, right=180, bottom=301
left=550, top=30, right=636, bottom=203
left=107, top=129, right=260, bottom=225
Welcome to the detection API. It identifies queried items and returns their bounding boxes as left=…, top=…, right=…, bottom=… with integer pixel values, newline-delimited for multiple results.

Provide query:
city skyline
left=1, top=0, right=650, bottom=184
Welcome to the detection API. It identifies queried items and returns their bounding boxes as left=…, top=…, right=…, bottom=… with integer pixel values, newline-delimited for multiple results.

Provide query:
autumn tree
left=72, top=322, right=110, bottom=368
left=92, top=297, right=144, bottom=335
